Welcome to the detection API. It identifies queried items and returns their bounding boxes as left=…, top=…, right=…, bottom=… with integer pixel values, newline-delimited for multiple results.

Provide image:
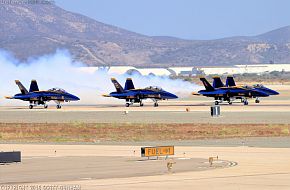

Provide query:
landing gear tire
left=29, top=105, right=33, bottom=109
left=126, top=103, right=130, bottom=107
left=44, top=105, right=48, bottom=109
left=154, top=102, right=159, bottom=107
left=244, top=100, right=249, bottom=105
left=56, top=105, right=62, bottom=109
left=228, top=101, right=233, bottom=105
left=215, top=101, right=219, bottom=105
left=140, top=102, right=144, bottom=107
left=255, top=99, right=260, bottom=103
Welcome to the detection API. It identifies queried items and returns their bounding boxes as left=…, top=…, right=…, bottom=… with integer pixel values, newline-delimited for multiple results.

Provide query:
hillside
left=0, top=3, right=290, bottom=66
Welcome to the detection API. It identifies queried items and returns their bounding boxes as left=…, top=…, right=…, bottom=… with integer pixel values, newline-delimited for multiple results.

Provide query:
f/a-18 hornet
left=193, top=76, right=278, bottom=105
left=223, top=76, right=279, bottom=103
left=5, top=80, right=80, bottom=109
left=103, top=78, right=178, bottom=107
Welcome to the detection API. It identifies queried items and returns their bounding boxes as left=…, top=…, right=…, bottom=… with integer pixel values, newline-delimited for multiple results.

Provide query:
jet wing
left=200, top=90, right=228, bottom=95
left=109, top=91, right=139, bottom=98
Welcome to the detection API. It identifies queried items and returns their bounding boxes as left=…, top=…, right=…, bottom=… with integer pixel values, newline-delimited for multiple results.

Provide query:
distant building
left=197, top=64, right=290, bottom=75
left=78, top=64, right=290, bottom=76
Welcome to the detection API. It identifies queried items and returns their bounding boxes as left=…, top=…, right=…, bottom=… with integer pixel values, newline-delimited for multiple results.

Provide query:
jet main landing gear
left=125, top=101, right=134, bottom=107
left=140, top=101, right=144, bottom=107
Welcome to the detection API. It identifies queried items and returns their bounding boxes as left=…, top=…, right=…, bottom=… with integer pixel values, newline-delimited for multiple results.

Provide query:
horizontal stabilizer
left=192, top=92, right=201, bottom=96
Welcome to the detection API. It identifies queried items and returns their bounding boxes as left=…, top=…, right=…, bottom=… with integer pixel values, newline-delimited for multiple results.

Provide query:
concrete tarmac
left=1, top=85, right=289, bottom=124
left=0, top=144, right=289, bottom=190
left=0, top=102, right=290, bottom=124
left=0, top=110, right=290, bottom=124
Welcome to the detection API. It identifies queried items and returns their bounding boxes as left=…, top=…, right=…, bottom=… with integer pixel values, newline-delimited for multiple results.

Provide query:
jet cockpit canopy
left=145, top=86, right=163, bottom=91
left=48, top=88, right=67, bottom=93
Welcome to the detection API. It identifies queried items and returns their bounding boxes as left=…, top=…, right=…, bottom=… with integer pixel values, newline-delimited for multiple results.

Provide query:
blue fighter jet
left=103, top=78, right=178, bottom=107
left=223, top=76, right=279, bottom=103
left=5, top=80, right=80, bottom=109
left=193, top=77, right=271, bottom=105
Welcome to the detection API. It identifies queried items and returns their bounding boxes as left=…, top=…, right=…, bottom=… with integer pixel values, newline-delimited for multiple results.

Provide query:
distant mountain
left=1, top=3, right=290, bottom=66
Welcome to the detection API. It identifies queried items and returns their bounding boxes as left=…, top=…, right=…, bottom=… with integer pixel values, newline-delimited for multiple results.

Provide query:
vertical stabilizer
left=29, top=80, right=39, bottom=92
left=200, top=77, right=215, bottom=91
left=226, top=76, right=236, bottom=87
left=124, top=78, right=135, bottom=90
left=15, top=80, right=28, bottom=94
left=212, top=76, right=224, bottom=88
left=111, top=78, right=124, bottom=93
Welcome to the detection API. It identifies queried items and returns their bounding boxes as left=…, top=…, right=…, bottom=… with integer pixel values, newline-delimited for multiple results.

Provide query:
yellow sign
left=141, top=146, right=174, bottom=157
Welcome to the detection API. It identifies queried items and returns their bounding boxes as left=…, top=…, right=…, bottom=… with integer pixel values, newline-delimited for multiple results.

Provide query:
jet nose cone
left=172, top=94, right=178, bottom=99
left=70, top=94, right=80, bottom=101
left=272, top=90, right=279, bottom=95
left=168, top=92, right=178, bottom=99
left=74, top=95, right=80, bottom=101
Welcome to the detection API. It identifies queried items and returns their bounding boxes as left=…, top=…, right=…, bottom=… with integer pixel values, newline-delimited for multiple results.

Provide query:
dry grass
left=0, top=123, right=289, bottom=143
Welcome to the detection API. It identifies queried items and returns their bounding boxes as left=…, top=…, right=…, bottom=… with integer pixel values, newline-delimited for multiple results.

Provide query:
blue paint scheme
left=226, top=76, right=279, bottom=96
left=195, top=77, right=278, bottom=105
left=252, top=84, right=279, bottom=96
left=6, top=80, right=80, bottom=109
left=105, top=78, right=178, bottom=107
left=212, top=77, right=225, bottom=88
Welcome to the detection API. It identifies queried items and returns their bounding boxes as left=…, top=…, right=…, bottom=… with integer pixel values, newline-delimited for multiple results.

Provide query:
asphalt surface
left=1, top=87, right=289, bottom=124
left=0, top=156, right=229, bottom=184
left=0, top=109, right=289, bottom=124
left=0, top=144, right=289, bottom=190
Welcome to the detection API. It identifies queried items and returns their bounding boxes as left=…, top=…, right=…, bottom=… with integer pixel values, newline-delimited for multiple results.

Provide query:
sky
left=56, top=0, right=289, bottom=40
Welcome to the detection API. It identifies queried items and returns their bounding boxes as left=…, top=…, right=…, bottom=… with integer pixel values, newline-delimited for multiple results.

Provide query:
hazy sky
left=55, top=0, right=290, bottom=40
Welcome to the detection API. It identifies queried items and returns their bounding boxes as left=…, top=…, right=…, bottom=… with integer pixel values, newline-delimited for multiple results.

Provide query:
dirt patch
left=0, top=123, right=289, bottom=143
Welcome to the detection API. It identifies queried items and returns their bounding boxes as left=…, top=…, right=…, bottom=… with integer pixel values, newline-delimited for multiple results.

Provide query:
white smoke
left=0, top=49, right=201, bottom=106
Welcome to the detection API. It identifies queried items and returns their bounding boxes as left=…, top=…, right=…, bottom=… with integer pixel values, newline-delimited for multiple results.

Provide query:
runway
left=0, top=99, right=290, bottom=124
left=1, top=110, right=290, bottom=124
left=0, top=86, right=289, bottom=189
left=0, top=144, right=289, bottom=190
left=1, top=85, right=289, bottom=124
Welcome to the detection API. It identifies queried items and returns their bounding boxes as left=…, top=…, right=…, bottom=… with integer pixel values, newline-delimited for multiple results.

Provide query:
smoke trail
left=0, top=49, right=201, bottom=106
